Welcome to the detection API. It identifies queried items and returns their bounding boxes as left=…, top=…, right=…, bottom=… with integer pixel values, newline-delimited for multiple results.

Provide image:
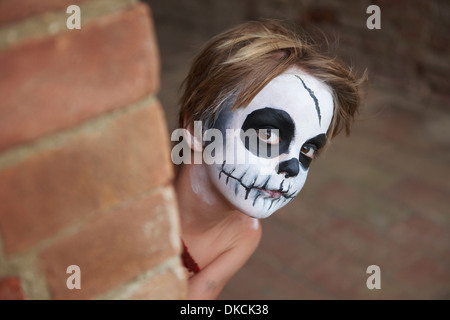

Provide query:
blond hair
left=179, top=19, right=367, bottom=140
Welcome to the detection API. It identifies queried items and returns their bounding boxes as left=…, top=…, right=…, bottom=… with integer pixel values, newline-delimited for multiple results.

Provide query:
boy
left=172, top=19, right=366, bottom=299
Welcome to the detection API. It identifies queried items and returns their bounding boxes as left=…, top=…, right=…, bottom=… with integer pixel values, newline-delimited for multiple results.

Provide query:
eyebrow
left=295, top=75, right=321, bottom=126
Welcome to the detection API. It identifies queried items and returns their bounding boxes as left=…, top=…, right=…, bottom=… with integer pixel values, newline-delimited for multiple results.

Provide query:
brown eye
left=301, top=145, right=316, bottom=159
left=257, top=129, right=280, bottom=144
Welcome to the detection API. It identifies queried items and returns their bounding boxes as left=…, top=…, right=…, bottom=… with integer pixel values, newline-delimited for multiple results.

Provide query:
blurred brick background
left=145, top=0, right=450, bottom=299
left=0, top=0, right=186, bottom=299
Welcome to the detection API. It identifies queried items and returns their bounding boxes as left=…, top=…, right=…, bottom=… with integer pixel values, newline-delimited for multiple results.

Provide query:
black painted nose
left=277, top=158, right=300, bottom=178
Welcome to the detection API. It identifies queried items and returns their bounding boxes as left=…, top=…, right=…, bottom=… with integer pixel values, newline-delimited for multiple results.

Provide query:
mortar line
left=4, top=182, right=175, bottom=260
left=93, top=254, right=186, bottom=300
left=0, top=0, right=139, bottom=50
left=0, top=92, right=158, bottom=170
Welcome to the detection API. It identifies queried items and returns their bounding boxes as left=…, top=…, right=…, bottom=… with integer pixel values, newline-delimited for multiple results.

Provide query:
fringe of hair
left=179, top=19, right=368, bottom=142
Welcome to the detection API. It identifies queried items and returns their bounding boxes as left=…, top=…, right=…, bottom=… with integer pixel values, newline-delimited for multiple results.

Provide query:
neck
left=174, top=163, right=239, bottom=234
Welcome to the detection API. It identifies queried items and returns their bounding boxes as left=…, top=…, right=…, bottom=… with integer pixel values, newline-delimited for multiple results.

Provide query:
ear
left=183, top=119, right=204, bottom=153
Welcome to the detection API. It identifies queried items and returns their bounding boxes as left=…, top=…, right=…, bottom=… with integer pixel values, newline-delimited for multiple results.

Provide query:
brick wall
left=0, top=0, right=187, bottom=299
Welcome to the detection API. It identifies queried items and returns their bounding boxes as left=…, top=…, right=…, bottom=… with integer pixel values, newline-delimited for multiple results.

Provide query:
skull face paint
left=205, top=68, right=334, bottom=219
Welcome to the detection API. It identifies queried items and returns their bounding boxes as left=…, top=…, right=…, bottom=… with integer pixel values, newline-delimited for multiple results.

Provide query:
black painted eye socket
left=241, top=107, right=295, bottom=158
left=298, top=133, right=327, bottom=169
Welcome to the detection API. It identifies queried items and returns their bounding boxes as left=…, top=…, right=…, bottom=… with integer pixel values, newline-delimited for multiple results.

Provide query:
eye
left=257, top=128, right=280, bottom=145
left=300, top=145, right=316, bottom=159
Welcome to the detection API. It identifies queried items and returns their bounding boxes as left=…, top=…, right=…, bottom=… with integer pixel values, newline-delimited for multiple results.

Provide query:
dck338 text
left=224, top=304, right=269, bottom=315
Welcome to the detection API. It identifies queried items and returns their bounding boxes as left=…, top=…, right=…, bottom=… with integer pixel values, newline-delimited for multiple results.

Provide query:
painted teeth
left=219, top=165, right=295, bottom=209
left=253, top=193, right=261, bottom=206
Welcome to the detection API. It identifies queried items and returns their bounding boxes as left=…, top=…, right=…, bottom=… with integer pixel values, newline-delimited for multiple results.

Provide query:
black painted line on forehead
left=294, top=75, right=321, bottom=126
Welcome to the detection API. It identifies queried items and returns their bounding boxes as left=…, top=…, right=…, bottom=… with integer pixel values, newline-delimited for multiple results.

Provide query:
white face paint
left=205, top=67, right=334, bottom=219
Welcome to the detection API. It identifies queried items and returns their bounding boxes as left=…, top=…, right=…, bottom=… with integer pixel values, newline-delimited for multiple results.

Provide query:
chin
left=240, top=208, right=275, bottom=219
left=226, top=190, right=296, bottom=219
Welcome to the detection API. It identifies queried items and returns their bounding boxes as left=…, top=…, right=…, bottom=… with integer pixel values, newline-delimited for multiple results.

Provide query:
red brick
left=39, top=187, right=180, bottom=300
left=0, top=0, right=88, bottom=26
left=0, top=100, right=173, bottom=256
left=0, top=276, right=26, bottom=300
left=127, top=265, right=187, bottom=300
left=0, top=3, right=160, bottom=151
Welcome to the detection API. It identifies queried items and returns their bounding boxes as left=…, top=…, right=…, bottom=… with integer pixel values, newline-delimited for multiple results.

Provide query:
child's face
left=206, top=68, right=334, bottom=219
